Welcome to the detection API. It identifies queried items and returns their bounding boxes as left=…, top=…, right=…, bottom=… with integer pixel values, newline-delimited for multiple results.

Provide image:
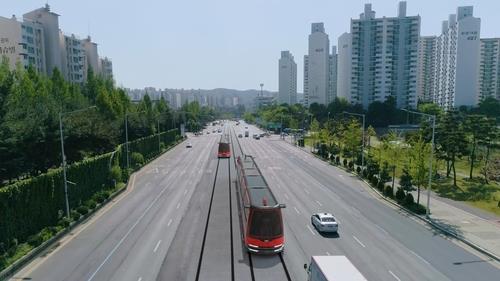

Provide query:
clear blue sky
left=3, top=0, right=499, bottom=92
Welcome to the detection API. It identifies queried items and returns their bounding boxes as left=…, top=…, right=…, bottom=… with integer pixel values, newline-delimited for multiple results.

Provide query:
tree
left=343, top=119, right=362, bottom=163
left=409, top=136, right=431, bottom=204
left=310, top=118, right=320, bottom=151
left=366, top=125, right=376, bottom=148
left=464, top=115, right=495, bottom=179
left=382, top=132, right=405, bottom=190
left=435, top=111, right=468, bottom=187
left=400, top=167, right=414, bottom=194
left=476, top=97, right=500, bottom=118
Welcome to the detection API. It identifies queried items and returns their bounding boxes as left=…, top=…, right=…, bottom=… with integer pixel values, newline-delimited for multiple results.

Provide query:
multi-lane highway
left=10, top=121, right=500, bottom=281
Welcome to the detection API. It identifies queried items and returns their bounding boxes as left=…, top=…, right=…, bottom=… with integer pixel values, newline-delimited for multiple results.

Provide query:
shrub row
left=0, top=129, right=180, bottom=261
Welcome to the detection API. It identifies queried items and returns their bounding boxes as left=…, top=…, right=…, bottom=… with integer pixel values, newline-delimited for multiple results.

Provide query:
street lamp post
left=59, top=106, right=97, bottom=218
left=402, top=109, right=436, bottom=218
left=343, top=112, right=365, bottom=169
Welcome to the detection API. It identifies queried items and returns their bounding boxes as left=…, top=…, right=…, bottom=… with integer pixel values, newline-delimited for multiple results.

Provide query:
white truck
left=305, top=256, right=368, bottom=281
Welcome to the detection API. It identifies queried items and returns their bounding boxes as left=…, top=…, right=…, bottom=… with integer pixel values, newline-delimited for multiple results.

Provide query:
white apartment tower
left=417, top=36, right=437, bottom=102
left=60, top=33, right=85, bottom=83
left=82, top=36, right=99, bottom=78
left=350, top=2, right=420, bottom=109
left=304, top=23, right=330, bottom=106
left=23, top=4, right=62, bottom=75
left=337, top=32, right=352, bottom=101
left=478, top=38, right=500, bottom=101
left=328, top=46, right=338, bottom=102
left=433, top=7, right=481, bottom=109
left=0, top=15, right=46, bottom=73
left=278, top=50, right=297, bottom=105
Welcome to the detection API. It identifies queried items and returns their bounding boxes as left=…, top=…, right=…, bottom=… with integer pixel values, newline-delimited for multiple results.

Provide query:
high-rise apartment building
left=1, top=5, right=113, bottom=83
left=278, top=51, right=297, bottom=105
left=0, top=15, right=46, bottom=73
left=328, top=46, right=338, bottom=103
left=23, top=4, right=62, bottom=75
left=416, top=36, right=437, bottom=102
left=478, top=38, right=500, bottom=101
left=60, top=33, right=85, bottom=83
left=304, top=23, right=330, bottom=106
left=337, top=32, right=352, bottom=101
left=99, top=57, right=113, bottom=80
left=350, top=2, right=420, bottom=109
left=433, top=6, right=481, bottom=109
left=82, top=36, right=99, bottom=77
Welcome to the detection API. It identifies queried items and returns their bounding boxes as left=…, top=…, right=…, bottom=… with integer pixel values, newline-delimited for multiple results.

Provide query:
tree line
left=0, top=58, right=216, bottom=185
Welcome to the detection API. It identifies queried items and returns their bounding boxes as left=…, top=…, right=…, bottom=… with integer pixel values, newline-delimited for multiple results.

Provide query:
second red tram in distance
left=236, top=155, right=285, bottom=254
left=218, top=136, right=231, bottom=158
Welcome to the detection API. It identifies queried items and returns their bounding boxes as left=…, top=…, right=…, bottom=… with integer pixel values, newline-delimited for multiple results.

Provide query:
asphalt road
left=11, top=121, right=500, bottom=281
left=11, top=131, right=219, bottom=281
left=235, top=123, right=500, bottom=281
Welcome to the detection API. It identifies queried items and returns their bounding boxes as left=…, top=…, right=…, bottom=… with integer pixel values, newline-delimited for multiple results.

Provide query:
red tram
left=218, top=135, right=231, bottom=158
left=236, top=155, right=285, bottom=254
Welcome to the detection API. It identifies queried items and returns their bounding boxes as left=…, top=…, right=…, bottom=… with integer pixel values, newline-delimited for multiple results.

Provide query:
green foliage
left=110, top=165, right=122, bottom=183
left=400, top=167, right=414, bottom=193
left=379, top=161, right=392, bottom=184
left=86, top=199, right=97, bottom=210
left=404, top=193, right=415, bottom=206
left=384, top=185, right=393, bottom=198
left=395, top=188, right=406, bottom=202
left=76, top=205, right=89, bottom=216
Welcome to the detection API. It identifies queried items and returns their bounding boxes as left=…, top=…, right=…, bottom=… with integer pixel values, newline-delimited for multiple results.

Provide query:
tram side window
left=249, top=210, right=282, bottom=238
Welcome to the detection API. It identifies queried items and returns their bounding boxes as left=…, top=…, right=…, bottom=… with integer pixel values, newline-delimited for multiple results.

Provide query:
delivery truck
left=305, top=256, right=367, bottom=281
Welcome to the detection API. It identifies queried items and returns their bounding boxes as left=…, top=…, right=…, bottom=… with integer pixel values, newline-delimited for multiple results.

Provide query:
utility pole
left=59, top=106, right=96, bottom=218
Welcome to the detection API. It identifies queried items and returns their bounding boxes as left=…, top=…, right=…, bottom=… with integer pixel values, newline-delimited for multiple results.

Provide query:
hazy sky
left=3, top=1, right=500, bottom=92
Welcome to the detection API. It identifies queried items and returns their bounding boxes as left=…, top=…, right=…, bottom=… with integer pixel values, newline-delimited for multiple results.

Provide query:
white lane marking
left=87, top=180, right=171, bottom=281
left=304, top=189, right=310, bottom=194
left=184, top=189, right=188, bottom=195
left=389, top=270, right=401, bottom=281
left=353, top=236, right=366, bottom=248
left=167, top=219, right=173, bottom=227
left=338, top=174, right=344, bottom=177
left=306, top=225, right=316, bottom=236
left=176, top=203, right=181, bottom=209
left=294, top=207, right=300, bottom=214
left=374, top=224, right=388, bottom=235
left=315, top=200, right=323, bottom=206
left=138, top=277, right=142, bottom=281
left=326, top=251, right=331, bottom=256
left=155, top=167, right=159, bottom=173
left=153, top=240, right=162, bottom=253
left=410, top=250, right=430, bottom=265
left=284, top=193, right=289, bottom=200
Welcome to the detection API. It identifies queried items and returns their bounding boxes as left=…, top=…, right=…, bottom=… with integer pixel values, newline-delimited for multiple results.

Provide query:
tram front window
left=249, top=210, right=282, bottom=239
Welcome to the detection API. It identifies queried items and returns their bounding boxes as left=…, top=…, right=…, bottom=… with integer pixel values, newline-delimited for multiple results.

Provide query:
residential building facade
left=416, top=36, right=437, bottom=102
left=328, top=46, right=338, bottom=103
left=337, top=32, right=352, bottom=101
left=350, top=2, right=420, bottom=109
left=478, top=38, right=500, bottom=101
left=304, top=23, right=330, bottom=106
left=433, top=6, right=481, bottom=109
left=278, top=50, right=297, bottom=105
left=0, top=15, right=46, bottom=73
left=60, top=33, right=85, bottom=83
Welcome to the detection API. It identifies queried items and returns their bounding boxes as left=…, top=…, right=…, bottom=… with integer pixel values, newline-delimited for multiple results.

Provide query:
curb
left=282, top=140, right=500, bottom=263
left=0, top=138, right=184, bottom=280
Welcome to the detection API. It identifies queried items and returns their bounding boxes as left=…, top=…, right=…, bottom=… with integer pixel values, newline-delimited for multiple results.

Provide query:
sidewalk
left=281, top=136, right=500, bottom=260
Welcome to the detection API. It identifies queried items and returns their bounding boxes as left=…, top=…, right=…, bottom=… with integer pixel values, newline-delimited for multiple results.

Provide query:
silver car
left=311, top=213, right=338, bottom=233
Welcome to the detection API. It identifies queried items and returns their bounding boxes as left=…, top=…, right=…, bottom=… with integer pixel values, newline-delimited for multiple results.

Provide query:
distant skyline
left=3, top=0, right=500, bottom=92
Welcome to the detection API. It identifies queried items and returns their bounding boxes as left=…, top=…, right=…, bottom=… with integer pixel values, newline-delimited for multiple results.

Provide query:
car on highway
left=311, top=213, right=338, bottom=233
left=186, top=142, right=193, bottom=148
left=238, top=133, right=243, bottom=138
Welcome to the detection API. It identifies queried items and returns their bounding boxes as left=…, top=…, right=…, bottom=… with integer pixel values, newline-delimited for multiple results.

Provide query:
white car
left=186, top=142, right=192, bottom=148
left=311, top=213, right=338, bottom=233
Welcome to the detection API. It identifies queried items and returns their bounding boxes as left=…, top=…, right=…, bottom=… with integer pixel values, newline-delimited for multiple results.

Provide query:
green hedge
left=0, top=129, right=179, bottom=250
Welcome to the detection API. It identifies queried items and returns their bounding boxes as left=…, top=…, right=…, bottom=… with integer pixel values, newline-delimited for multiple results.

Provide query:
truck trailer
left=305, top=256, right=367, bottom=281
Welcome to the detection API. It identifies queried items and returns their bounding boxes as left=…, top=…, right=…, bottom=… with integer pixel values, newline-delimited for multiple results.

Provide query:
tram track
left=195, top=130, right=236, bottom=281
left=230, top=125, right=292, bottom=281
